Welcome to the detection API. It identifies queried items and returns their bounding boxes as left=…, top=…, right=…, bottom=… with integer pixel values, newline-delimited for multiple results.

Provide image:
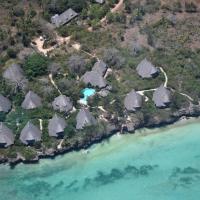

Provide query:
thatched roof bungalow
left=0, top=94, right=11, bottom=113
left=21, top=91, right=42, bottom=110
left=124, top=90, right=142, bottom=111
left=92, top=60, right=108, bottom=77
left=20, top=121, right=41, bottom=145
left=136, top=58, right=159, bottom=78
left=76, top=108, right=97, bottom=130
left=153, top=84, right=171, bottom=108
left=0, top=122, right=14, bottom=147
left=52, top=95, right=73, bottom=113
left=48, top=114, right=67, bottom=137
left=82, top=71, right=107, bottom=88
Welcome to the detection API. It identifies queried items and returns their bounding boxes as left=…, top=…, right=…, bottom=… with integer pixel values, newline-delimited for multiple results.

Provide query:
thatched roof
left=52, top=95, right=73, bottom=113
left=51, top=8, right=78, bottom=27
left=136, top=58, right=158, bottom=78
left=82, top=71, right=107, bottom=88
left=21, top=91, right=42, bottom=110
left=0, top=122, right=14, bottom=147
left=3, top=64, right=25, bottom=84
left=48, top=114, right=67, bottom=137
left=92, top=60, right=107, bottom=76
left=0, top=94, right=11, bottom=113
left=20, top=121, right=41, bottom=145
left=153, top=84, right=171, bottom=108
left=124, top=90, right=142, bottom=111
left=76, top=108, right=97, bottom=129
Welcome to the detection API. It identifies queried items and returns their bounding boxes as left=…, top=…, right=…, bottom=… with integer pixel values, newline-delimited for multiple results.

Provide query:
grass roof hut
left=92, top=60, right=108, bottom=77
left=153, top=84, right=171, bottom=108
left=52, top=95, right=73, bottom=113
left=82, top=71, right=107, bottom=88
left=3, top=64, right=27, bottom=88
left=20, top=121, right=41, bottom=145
left=136, top=58, right=159, bottom=78
left=0, top=122, right=14, bottom=147
left=76, top=108, right=97, bottom=130
left=48, top=114, right=67, bottom=138
left=124, top=90, right=142, bottom=111
left=21, top=91, right=42, bottom=110
left=0, top=94, right=12, bottom=113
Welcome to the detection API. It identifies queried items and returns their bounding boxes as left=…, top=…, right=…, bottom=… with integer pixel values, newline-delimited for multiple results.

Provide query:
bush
left=107, top=12, right=127, bottom=24
left=7, top=48, right=17, bottom=58
left=7, top=149, right=17, bottom=159
left=103, top=48, right=125, bottom=69
left=185, top=2, right=197, bottom=13
left=67, top=55, right=86, bottom=76
left=172, top=1, right=182, bottom=12
left=12, top=7, right=25, bottom=17
left=21, top=147, right=37, bottom=160
left=24, top=53, right=49, bottom=79
left=88, top=4, right=109, bottom=20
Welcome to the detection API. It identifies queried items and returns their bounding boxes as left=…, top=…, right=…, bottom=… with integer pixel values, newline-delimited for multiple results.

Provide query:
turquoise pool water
left=80, top=88, right=96, bottom=105
left=1, top=119, right=200, bottom=200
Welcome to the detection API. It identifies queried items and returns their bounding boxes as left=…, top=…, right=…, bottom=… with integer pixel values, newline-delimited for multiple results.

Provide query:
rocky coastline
left=1, top=103, right=200, bottom=167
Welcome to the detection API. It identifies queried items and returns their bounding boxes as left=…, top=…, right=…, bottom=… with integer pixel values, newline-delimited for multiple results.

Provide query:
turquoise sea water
left=1, top=119, right=200, bottom=200
left=80, top=88, right=96, bottom=105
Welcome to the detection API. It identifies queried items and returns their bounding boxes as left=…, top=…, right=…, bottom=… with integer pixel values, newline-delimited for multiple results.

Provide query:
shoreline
left=1, top=112, right=200, bottom=168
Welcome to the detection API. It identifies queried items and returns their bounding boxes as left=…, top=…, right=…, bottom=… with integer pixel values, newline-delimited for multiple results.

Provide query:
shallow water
left=1, top=119, right=200, bottom=200
left=80, top=88, right=96, bottom=105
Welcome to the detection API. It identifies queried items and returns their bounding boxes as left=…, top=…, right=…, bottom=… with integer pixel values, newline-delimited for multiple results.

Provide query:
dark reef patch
left=169, top=166, right=200, bottom=189
left=82, top=164, right=158, bottom=189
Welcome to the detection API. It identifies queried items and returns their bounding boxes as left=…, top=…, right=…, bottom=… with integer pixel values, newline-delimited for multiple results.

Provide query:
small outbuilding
left=124, top=90, right=142, bottom=111
left=92, top=60, right=108, bottom=77
left=82, top=71, right=107, bottom=88
left=20, top=121, right=41, bottom=145
left=3, top=64, right=26, bottom=85
left=48, top=114, right=67, bottom=138
left=136, top=58, right=159, bottom=78
left=0, top=94, right=12, bottom=113
left=0, top=122, right=14, bottom=147
left=76, top=108, right=97, bottom=130
left=51, top=8, right=78, bottom=27
left=153, top=84, right=171, bottom=108
left=21, top=91, right=42, bottom=110
left=52, top=95, right=73, bottom=113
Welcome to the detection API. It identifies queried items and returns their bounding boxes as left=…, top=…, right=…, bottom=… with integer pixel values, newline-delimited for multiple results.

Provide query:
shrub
left=172, top=1, right=182, bottom=12
left=185, top=2, right=197, bottom=13
left=7, top=149, right=17, bottom=159
left=67, top=55, right=86, bottom=76
left=103, top=48, right=125, bottom=69
left=7, top=48, right=17, bottom=58
left=21, top=147, right=37, bottom=160
left=24, top=53, right=49, bottom=79
left=12, top=7, right=25, bottom=17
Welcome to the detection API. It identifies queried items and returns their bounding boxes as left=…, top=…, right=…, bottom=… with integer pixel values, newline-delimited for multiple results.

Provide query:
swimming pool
left=79, top=88, right=96, bottom=105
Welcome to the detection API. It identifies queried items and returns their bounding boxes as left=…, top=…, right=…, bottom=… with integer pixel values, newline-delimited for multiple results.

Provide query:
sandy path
left=179, top=92, right=194, bottom=101
left=49, top=74, right=62, bottom=95
left=57, top=139, right=64, bottom=149
left=101, top=0, right=124, bottom=23
left=159, top=67, right=168, bottom=87
left=39, top=119, right=43, bottom=131
left=137, top=89, right=156, bottom=102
